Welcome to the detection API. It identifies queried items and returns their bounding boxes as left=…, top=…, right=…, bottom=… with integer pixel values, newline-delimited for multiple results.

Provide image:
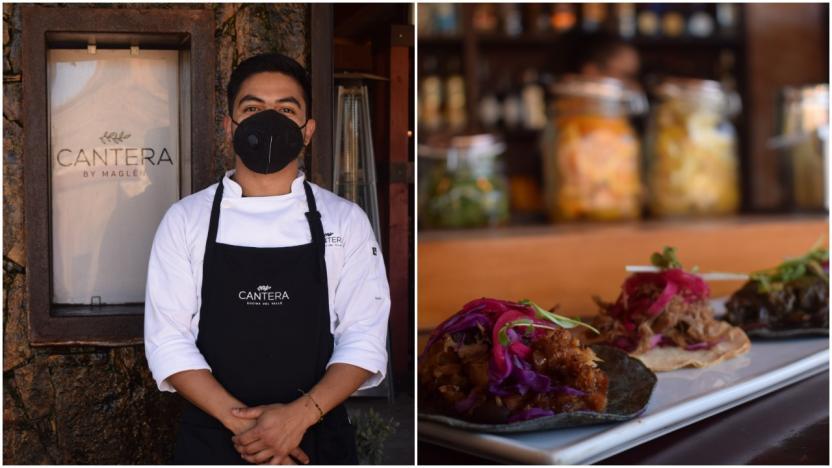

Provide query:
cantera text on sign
left=55, top=147, right=174, bottom=167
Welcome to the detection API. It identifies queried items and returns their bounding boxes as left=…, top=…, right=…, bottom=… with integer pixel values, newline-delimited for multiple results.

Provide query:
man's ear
left=302, top=119, right=317, bottom=146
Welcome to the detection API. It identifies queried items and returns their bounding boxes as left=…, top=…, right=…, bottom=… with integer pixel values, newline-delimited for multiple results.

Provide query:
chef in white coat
left=144, top=52, right=390, bottom=465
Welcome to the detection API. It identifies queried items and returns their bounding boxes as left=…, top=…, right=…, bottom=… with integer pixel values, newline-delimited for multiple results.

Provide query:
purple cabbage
left=647, top=333, right=664, bottom=349
left=489, top=355, right=551, bottom=396
left=454, top=390, right=482, bottom=414
left=685, top=341, right=716, bottom=351
left=487, top=356, right=587, bottom=401
left=510, top=355, right=552, bottom=394
left=421, top=311, right=491, bottom=359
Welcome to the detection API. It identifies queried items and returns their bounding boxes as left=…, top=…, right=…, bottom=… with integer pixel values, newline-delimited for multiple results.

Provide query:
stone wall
left=3, top=3, right=308, bottom=463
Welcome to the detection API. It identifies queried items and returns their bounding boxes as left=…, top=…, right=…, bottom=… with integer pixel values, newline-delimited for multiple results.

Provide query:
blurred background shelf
left=417, top=2, right=829, bottom=226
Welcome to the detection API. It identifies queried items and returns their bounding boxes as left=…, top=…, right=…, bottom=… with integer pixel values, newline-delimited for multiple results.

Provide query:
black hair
left=226, top=52, right=312, bottom=118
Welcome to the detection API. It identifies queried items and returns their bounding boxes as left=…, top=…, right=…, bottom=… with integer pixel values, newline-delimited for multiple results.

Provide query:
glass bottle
left=688, top=6, right=715, bottom=38
left=444, top=57, right=467, bottom=132
left=582, top=3, right=607, bottom=32
left=419, top=56, right=443, bottom=132
left=616, top=4, right=637, bottom=38
left=550, top=4, right=577, bottom=33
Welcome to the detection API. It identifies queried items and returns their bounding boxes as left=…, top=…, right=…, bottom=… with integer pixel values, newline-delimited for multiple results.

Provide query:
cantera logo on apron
left=324, top=232, right=344, bottom=248
left=237, top=284, right=291, bottom=306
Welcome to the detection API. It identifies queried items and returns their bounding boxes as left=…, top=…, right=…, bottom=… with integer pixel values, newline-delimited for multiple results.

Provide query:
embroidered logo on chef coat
left=237, top=284, right=290, bottom=306
left=324, top=232, right=345, bottom=248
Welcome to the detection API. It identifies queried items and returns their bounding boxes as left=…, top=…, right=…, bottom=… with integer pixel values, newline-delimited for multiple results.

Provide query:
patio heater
left=334, top=74, right=394, bottom=400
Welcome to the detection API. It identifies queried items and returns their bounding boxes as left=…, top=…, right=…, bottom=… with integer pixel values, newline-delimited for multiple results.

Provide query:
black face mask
left=231, top=109, right=308, bottom=174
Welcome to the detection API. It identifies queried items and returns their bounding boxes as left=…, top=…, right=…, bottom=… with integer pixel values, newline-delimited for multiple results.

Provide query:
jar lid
left=549, top=74, right=648, bottom=114
left=418, top=133, right=506, bottom=160
left=780, top=83, right=828, bottom=105
left=769, top=84, right=828, bottom=147
left=653, top=77, right=741, bottom=115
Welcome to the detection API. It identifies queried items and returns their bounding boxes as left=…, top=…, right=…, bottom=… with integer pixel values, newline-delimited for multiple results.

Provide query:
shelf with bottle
left=417, top=3, right=463, bottom=38
left=454, top=3, right=744, bottom=46
left=417, top=4, right=752, bottom=232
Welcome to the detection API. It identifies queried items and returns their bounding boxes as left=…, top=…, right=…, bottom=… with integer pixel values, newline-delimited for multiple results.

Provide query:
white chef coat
left=144, top=170, right=390, bottom=392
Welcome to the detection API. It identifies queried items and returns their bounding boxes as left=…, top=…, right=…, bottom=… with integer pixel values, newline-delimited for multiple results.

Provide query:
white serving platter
left=418, top=336, right=829, bottom=464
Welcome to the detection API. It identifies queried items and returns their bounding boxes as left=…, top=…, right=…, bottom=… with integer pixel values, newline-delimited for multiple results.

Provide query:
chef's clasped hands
left=230, top=400, right=318, bottom=465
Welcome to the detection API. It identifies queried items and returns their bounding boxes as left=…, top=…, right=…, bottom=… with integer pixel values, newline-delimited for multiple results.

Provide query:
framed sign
left=22, top=6, right=215, bottom=345
left=50, top=49, right=182, bottom=310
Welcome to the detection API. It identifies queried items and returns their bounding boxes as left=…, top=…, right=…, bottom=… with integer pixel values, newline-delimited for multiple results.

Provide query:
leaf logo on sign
left=99, top=131, right=132, bottom=145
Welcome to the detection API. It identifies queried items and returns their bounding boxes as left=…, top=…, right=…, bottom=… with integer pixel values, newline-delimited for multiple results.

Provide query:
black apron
left=172, top=178, right=358, bottom=465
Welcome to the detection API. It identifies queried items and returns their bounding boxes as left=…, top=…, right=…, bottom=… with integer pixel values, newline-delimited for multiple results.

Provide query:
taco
left=581, top=247, right=751, bottom=371
left=725, top=245, right=828, bottom=337
left=419, top=298, right=655, bottom=429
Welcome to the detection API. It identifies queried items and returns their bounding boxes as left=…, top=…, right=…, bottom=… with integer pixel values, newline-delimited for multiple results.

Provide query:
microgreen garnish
left=519, top=299, right=600, bottom=334
left=650, top=246, right=683, bottom=270
left=749, top=240, right=829, bottom=293
left=497, top=318, right=558, bottom=346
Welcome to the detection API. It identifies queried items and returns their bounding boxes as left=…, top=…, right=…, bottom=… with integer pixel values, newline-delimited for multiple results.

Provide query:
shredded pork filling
left=586, top=286, right=727, bottom=354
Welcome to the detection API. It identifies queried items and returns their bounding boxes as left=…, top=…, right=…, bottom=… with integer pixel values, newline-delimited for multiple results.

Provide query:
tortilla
left=633, top=321, right=751, bottom=372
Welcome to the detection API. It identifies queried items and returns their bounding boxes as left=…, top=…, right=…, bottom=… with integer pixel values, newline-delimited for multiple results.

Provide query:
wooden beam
left=310, top=4, right=334, bottom=189
left=386, top=26, right=413, bottom=387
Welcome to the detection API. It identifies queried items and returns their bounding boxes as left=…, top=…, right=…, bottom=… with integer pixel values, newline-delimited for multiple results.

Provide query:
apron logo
left=324, top=232, right=344, bottom=248
left=237, top=284, right=290, bottom=306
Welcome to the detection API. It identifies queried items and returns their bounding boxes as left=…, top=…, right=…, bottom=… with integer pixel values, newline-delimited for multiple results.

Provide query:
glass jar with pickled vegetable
left=420, top=134, right=510, bottom=229
left=542, top=75, right=646, bottom=221
left=646, top=78, right=741, bottom=217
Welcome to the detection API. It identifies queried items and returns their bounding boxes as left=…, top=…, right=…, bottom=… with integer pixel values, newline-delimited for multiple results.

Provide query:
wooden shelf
left=420, top=32, right=742, bottom=49
left=418, top=214, right=828, bottom=331
left=472, top=32, right=740, bottom=48
left=628, top=35, right=742, bottom=48
left=418, top=35, right=464, bottom=47
left=419, top=128, right=542, bottom=141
